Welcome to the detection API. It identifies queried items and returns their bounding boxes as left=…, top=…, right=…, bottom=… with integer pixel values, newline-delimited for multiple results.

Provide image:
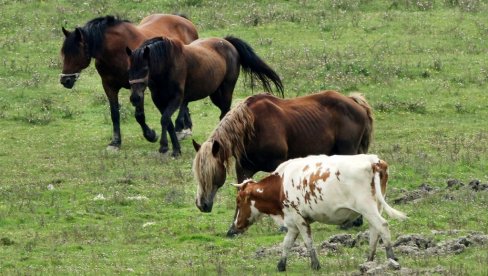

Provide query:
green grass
left=1, top=0, right=488, bottom=274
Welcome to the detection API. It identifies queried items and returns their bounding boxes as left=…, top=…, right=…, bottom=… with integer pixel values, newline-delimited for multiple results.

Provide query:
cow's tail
left=349, top=93, right=373, bottom=153
left=373, top=170, right=407, bottom=220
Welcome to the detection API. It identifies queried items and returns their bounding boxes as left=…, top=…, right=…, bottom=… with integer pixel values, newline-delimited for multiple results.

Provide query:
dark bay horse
left=192, top=90, right=374, bottom=216
left=126, top=36, right=284, bottom=156
left=60, top=14, right=198, bottom=150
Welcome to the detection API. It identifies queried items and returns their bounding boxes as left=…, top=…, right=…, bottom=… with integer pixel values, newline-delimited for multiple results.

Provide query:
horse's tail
left=349, top=92, right=374, bottom=153
left=224, top=36, right=284, bottom=97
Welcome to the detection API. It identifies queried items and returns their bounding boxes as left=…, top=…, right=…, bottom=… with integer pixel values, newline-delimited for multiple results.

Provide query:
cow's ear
left=211, top=140, right=221, bottom=157
left=192, top=139, right=201, bottom=152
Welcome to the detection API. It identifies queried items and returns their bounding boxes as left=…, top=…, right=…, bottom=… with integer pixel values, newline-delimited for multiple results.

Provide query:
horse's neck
left=95, top=24, right=144, bottom=64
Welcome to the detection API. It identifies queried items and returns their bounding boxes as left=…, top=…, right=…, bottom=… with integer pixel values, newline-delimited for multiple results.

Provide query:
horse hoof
left=145, top=130, right=159, bottom=143
left=106, top=145, right=120, bottom=151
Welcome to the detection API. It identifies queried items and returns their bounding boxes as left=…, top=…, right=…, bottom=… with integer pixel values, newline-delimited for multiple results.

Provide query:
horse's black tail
left=224, top=36, right=284, bottom=97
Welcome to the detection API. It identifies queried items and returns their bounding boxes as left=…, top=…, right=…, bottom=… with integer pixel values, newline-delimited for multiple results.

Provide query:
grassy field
left=1, top=0, right=488, bottom=274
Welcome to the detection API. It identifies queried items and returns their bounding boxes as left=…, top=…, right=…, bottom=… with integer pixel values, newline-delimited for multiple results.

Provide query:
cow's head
left=226, top=180, right=264, bottom=237
left=227, top=174, right=285, bottom=237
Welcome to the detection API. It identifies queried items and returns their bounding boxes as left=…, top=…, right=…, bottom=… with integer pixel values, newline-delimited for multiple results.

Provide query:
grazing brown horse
left=60, top=14, right=198, bottom=150
left=192, top=90, right=374, bottom=215
left=126, top=36, right=284, bottom=157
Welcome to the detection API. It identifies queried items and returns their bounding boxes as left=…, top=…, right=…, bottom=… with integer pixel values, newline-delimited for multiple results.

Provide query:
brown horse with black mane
left=126, top=36, right=284, bottom=157
left=192, top=90, right=374, bottom=214
left=60, top=14, right=198, bottom=150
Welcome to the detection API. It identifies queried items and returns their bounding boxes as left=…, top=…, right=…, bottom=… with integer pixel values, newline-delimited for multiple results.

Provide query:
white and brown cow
left=228, top=154, right=407, bottom=272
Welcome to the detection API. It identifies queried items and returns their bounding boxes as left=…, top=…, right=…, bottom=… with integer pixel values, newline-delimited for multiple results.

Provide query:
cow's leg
left=295, top=216, right=320, bottom=270
left=367, top=226, right=380, bottom=261
left=277, top=224, right=299, bottom=272
left=361, top=207, right=398, bottom=261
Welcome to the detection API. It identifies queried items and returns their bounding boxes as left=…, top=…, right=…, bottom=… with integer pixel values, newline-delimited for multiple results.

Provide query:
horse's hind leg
left=209, top=80, right=236, bottom=120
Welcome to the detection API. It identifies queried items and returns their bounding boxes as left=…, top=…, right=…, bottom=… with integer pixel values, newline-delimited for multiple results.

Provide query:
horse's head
left=192, top=139, right=227, bottom=212
left=60, top=27, right=91, bottom=89
left=126, top=46, right=150, bottom=107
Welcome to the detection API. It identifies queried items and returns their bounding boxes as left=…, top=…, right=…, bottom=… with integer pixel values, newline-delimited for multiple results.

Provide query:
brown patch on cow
left=249, top=174, right=285, bottom=217
left=303, top=165, right=310, bottom=172
left=371, top=160, right=389, bottom=201
left=308, top=168, right=330, bottom=199
left=315, top=162, right=322, bottom=168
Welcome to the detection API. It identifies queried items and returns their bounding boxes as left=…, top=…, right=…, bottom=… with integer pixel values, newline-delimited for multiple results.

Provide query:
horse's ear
left=126, top=47, right=132, bottom=57
left=192, top=139, right=201, bottom=152
left=62, top=27, right=71, bottom=37
left=74, top=27, right=84, bottom=42
left=211, top=140, right=221, bottom=157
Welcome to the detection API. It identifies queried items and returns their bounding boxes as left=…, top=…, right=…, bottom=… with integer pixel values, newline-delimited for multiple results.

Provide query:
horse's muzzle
left=196, top=199, right=213, bottom=213
left=60, top=75, right=77, bottom=89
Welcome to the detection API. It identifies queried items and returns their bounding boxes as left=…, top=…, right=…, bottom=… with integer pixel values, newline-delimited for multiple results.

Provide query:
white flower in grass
left=93, top=194, right=106, bottom=201
left=143, top=222, right=156, bottom=228
left=127, top=195, right=149, bottom=201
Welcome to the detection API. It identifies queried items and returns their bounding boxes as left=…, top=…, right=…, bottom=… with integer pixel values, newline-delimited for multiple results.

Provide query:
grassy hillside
left=1, top=0, right=487, bottom=274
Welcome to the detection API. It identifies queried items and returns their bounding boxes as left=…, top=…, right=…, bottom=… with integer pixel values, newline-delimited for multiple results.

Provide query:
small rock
left=320, top=241, right=339, bottom=252
left=447, top=179, right=463, bottom=188
left=395, top=245, right=420, bottom=255
left=329, top=234, right=356, bottom=247
left=418, top=183, right=433, bottom=192
left=467, top=233, right=488, bottom=245
left=359, top=261, right=377, bottom=273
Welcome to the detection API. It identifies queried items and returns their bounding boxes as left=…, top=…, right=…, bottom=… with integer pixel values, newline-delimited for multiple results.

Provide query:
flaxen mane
left=349, top=92, right=374, bottom=153
left=193, top=98, right=255, bottom=193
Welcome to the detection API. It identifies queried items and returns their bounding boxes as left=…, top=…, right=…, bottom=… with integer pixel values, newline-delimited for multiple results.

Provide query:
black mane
left=134, top=37, right=181, bottom=70
left=62, top=15, right=130, bottom=57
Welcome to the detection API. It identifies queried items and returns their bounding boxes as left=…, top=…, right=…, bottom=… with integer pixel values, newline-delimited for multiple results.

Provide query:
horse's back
left=137, top=14, right=198, bottom=44
left=247, top=91, right=371, bottom=159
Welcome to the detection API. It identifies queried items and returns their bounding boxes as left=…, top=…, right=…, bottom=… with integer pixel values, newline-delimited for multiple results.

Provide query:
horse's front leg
left=132, top=94, right=158, bottom=143
left=102, top=83, right=122, bottom=150
left=159, top=98, right=181, bottom=157
left=175, top=102, right=192, bottom=141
